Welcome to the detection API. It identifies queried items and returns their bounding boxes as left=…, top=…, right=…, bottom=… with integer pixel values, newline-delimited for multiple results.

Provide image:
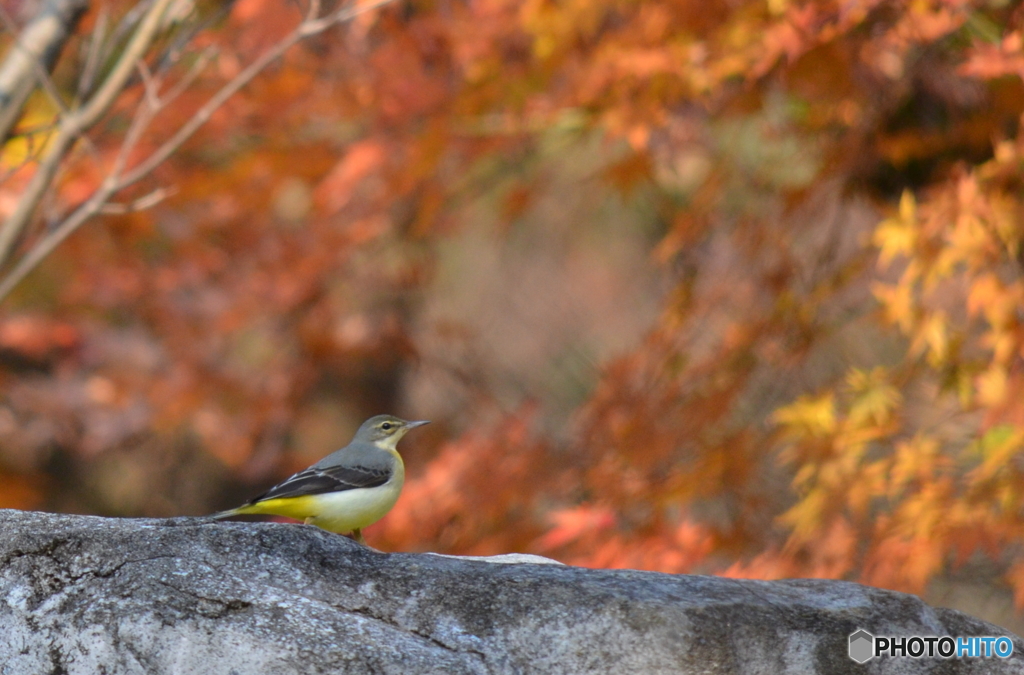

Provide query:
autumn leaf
left=874, top=191, right=918, bottom=267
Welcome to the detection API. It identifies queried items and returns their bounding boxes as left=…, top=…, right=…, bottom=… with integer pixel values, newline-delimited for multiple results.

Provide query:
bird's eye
left=380, top=422, right=393, bottom=431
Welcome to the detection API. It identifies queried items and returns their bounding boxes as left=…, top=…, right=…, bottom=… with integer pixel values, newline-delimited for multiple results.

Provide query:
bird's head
left=355, top=414, right=429, bottom=450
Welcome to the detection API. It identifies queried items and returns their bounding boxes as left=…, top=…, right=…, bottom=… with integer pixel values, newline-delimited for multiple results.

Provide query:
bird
left=212, top=414, right=428, bottom=544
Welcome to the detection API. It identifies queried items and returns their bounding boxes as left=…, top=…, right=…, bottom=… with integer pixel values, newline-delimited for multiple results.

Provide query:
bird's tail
left=210, top=508, right=242, bottom=520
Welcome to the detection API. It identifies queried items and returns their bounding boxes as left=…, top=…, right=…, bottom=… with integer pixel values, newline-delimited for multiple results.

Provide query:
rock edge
left=0, top=509, right=1021, bottom=674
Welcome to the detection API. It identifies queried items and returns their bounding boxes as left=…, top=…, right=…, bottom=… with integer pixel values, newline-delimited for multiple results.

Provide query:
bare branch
left=0, top=2, right=108, bottom=168
left=121, top=0, right=396, bottom=187
left=160, top=46, right=216, bottom=106
left=75, top=0, right=176, bottom=129
left=106, top=0, right=154, bottom=58
left=0, top=0, right=399, bottom=303
left=135, top=59, right=160, bottom=108
left=99, top=186, right=176, bottom=214
left=0, top=4, right=70, bottom=117
left=306, top=0, right=323, bottom=22
left=0, top=0, right=89, bottom=143
left=0, top=177, right=118, bottom=301
left=112, top=83, right=159, bottom=179
left=76, top=5, right=110, bottom=103
left=0, top=0, right=176, bottom=268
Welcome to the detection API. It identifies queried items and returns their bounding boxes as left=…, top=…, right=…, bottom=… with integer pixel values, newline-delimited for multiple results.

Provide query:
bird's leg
left=352, top=528, right=366, bottom=545
left=304, top=517, right=314, bottom=526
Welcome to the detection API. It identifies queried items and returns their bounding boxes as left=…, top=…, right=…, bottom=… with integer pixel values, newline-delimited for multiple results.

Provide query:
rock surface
left=0, top=509, right=1021, bottom=674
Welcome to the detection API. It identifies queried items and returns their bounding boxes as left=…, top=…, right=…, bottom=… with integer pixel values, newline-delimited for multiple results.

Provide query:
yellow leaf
left=792, top=463, right=817, bottom=490
left=872, top=282, right=916, bottom=333
left=779, top=487, right=828, bottom=543
left=990, top=192, right=1021, bottom=260
left=1, top=94, right=58, bottom=168
left=977, top=365, right=1008, bottom=407
left=910, top=311, right=949, bottom=367
left=889, top=435, right=938, bottom=497
left=847, top=367, right=902, bottom=428
left=947, top=212, right=993, bottom=262
left=967, top=273, right=1001, bottom=318
left=874, top=190, right=917, bottom=267
left=967, top=424, right=1023, bottom=484
left=986, top=329, right=1017, bottom=365
left=774, top=393, right=836, bottom=438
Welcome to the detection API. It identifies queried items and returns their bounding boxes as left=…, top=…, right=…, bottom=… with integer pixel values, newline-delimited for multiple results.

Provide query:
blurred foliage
left=3, top=0, right=1024, bottom=627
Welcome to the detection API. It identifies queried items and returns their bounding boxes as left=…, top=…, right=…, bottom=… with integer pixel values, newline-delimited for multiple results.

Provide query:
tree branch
left=0, top=0, right=89, bottom=143
left=121, top=0, right=396, bottom=187
left=0, top=0, right=399, bottom=303
left=0, top=0, right=175, bottom=268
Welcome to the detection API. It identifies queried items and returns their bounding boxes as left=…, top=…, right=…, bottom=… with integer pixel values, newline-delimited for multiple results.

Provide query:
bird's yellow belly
left=241, top=481, right=402, bottom=533
left=306, top=479, right=403, bottom=533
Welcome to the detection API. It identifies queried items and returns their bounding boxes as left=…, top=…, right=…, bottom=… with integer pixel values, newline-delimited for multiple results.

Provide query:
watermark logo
left=849, top=629, right=1015, bottom=663
left=849, top=629, right=874, bottom=664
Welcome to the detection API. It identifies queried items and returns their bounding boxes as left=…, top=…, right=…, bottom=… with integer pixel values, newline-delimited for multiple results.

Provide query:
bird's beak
left=405, top=420, right=430, bottom=429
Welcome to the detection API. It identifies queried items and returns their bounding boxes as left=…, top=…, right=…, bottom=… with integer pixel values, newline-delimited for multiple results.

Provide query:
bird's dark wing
left=247, top=463, right=391, bottom=504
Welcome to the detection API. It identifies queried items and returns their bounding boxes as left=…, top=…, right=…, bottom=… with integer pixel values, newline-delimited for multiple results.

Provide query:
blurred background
left=2, top=0, right=1024, bottom=632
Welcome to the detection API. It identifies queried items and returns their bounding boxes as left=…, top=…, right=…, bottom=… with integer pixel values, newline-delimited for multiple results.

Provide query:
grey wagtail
left=213, top=414, right=428, bottom=544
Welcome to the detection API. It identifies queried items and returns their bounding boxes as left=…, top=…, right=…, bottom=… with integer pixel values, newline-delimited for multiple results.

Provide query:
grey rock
left=0, top=509, right=1020, bottom=674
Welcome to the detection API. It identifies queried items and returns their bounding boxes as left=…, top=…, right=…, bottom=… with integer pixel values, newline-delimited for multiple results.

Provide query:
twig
left=0, top=0, right=89, bottom=143
left=0, top=178, right=120, bottom=301
left=121, top=0, right=396, bottom=187
left=99, top=186, right=177, bottom=214
left=160, top=46, right=216, bottom=106
left=0, top=0, right=398, bottom=302
left=135, top=59, right=161, bottom=108
left=76, top=5, right=109, bottom=103
left=306, top=0, right=323, bottom=22
left=0, top=3, right=106, bottom=165
left=0, top=0, right=176, bottom=267
left=0, top=3, right=71, bottom=117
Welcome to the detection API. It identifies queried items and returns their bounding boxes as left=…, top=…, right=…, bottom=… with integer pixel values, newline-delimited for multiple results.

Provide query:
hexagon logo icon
left=849, top=629, right=875, bottom=663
